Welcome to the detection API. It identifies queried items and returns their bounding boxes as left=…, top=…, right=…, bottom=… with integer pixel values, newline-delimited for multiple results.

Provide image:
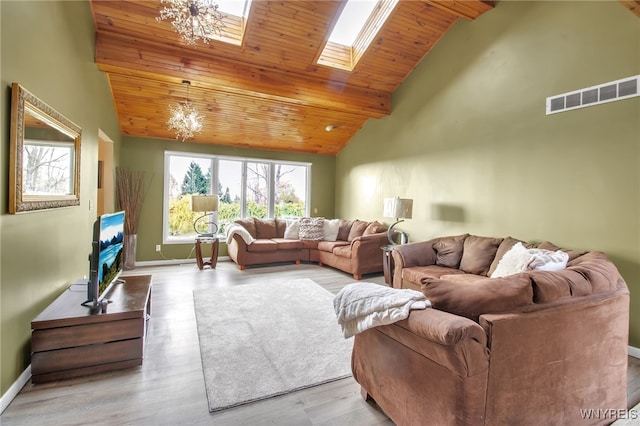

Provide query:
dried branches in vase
left=116, top=167, right=146, bottom=269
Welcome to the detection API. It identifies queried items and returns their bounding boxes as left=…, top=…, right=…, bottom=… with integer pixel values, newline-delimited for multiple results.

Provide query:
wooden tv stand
left=31, top=274, right=152, bottom=384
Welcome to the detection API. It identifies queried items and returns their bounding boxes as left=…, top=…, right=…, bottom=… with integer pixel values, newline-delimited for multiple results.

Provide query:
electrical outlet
left=155, top=244, right=161, bottom=252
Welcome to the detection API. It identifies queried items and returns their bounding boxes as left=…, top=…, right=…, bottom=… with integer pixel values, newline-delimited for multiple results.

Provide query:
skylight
left=328, top=0, right=378, bottom=47
left=318, top=0, right=398, bottom=71
left=217, top=0, right=251, bottom=19
left=208, top=0, right=252, bottom=45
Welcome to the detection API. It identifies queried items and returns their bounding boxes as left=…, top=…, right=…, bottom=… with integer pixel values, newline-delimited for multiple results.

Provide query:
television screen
left=96, top=211, right=125, bottom=298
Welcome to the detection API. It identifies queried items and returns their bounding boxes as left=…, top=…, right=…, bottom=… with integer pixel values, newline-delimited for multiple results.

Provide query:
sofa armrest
left=391, top=239, right=437, bottom=268
left=349, top=232, right=387, bottom=258
left=376, top=308, right=489, bottom=377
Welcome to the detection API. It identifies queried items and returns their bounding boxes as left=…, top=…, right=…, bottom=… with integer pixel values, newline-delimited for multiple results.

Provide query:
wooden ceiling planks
left=91, top=0, right=494, bottom=155
left=619, top=0, right=640, bottom=17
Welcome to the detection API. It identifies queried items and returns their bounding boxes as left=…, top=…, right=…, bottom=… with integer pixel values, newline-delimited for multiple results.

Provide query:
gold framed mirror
left=9, top=83, right=82, bottom=213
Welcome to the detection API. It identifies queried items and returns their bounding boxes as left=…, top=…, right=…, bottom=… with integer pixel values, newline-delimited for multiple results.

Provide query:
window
left=317, top=0, right=398, bottom=71
left=164, top=151, right=310, bottom=243
left=210, top=0, right=252, bottom=46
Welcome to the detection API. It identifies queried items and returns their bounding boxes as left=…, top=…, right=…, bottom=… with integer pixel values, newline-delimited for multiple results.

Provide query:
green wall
left=336, top=1, right=640, bottom=344
left=119, top=136, right=336, bottom=261
left=0, top=1, right=121, bottom=394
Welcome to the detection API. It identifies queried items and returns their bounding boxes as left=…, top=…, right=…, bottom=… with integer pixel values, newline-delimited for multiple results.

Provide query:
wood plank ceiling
left=91, top=0, right=494, bottom=155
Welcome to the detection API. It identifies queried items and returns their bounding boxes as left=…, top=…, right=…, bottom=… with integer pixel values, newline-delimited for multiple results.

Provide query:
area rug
left=193, top=278, right=354, bottom=412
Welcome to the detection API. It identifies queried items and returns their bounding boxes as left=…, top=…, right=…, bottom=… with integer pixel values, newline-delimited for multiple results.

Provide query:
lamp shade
left=191, top=195, right=218, bottom=212
left=383, top=197, right=413, bottom=219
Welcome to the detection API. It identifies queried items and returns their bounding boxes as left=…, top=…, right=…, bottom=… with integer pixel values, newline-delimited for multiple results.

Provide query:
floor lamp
left=383, top=197, right=413, bottom=245
left=191, top=195, right=219, bottom=237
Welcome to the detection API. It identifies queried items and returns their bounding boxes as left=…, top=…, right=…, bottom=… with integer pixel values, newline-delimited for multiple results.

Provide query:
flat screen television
left=83, top=211, right=125, bottom=308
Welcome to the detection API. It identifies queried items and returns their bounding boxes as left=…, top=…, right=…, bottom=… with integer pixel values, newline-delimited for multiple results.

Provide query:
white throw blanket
left=333, top=282, right=431, bottom=338
left=226, top=224, right=256, bottom=245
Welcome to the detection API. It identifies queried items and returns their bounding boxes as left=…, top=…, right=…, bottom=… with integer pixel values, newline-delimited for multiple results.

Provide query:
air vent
left=546, top=75, right=639, bottom=115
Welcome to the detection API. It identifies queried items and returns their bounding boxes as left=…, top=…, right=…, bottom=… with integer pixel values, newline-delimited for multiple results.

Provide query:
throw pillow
left=363, top=221, right=386, bottom=236
left=254, top=218, right=277, bottom=239
left=347, top=220, right=369, bottom=242
left=490, top=242, right=532, bottom=278
left=433, top=234, right=468, bottom=269
left=298, top=217, right=325, bottom=240
left=459, top=235, right=503, bottom=276
left=337, top=220, right=353, bottom=241
left=323, top=219, right=340, bottom=241
left=283, top=219, right=300, bottom=239
left=488, top=236, right=527, bottom=277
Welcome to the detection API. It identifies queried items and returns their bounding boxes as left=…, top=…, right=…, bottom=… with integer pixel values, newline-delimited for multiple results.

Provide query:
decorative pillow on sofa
left=433, top=234, right=469, bottom=269
left=490, top=242, right=533, bottom=278
left=284, top=219, right=300, bottom=239
left=491, top=242, right=569, bottom=278
left=488, top=236, right=527, bottom=277
left=337, top=220, right=353, bottom=241
left=323, top=219, right=340, bottom=241
left=459, top=235, right=503, bottom=276
left=347, top=220, right=369, bottom=242
left=421, top=274, right=534, bottom=321
left=254, top=218, right=277, bottom=239
left=363, top=221, right=386, bottom=236
left=298, top=217, right=325, bottom=240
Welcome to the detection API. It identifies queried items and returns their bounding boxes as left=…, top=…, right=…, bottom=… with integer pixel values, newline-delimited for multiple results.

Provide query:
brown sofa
left=352, top=234, right=630, bottom=425
left=226, top=217, right=388, bottom=279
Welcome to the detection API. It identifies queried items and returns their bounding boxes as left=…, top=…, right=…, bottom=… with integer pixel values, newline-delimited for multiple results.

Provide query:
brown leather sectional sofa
left=226, top=217, right=388, bottom=279
left=352, top=234, right=629, bottom=425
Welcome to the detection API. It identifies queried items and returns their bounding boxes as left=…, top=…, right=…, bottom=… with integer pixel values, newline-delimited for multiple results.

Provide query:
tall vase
left=124, top=234, right=137, bottom=270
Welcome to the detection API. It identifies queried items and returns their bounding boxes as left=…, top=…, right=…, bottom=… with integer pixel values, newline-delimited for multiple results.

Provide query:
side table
left=195, top=236, right=219, bottom=270
left=382, top=245, right=395, bottom=285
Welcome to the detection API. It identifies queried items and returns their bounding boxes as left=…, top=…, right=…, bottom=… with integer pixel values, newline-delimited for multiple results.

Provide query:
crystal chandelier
left=167, top=80, right=204, bottom=142
left=157, top=0, right=224, bottom=45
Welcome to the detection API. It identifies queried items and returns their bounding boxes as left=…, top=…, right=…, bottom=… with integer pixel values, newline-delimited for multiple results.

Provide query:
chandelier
left=167, top=80, right=204, bottom=142
left=157, top=0, right=224, bottom=45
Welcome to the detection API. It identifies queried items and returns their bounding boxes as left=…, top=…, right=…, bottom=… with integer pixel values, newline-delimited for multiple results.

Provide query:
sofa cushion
left=421, top=274, right=534, bottom=321
left=284, top=219, right=300, bottom=239
left=246, top=239, right=278, bottom=252
left=254, top=218, right=277, bottom=239
left=337, top=220, right=353, bottom=241
left=323, top=219, right=340, bottom=241
left=333, top=245, right=352, bottom=258
left=433, top=234, right=468, bottom=269
left=459, top=235, right=503, bottom=276
left=317, top=240, right=349, bottom=253
left=235, top=218, right=257, bottom=238
left=275, top=218, right=287, bottom=238
left=301, top=239, right=320, bottom=249
left=439, top=273, right=486, bottom=284
left=299, top=217, right=325, bottom=240
left=363, top=221, right=386, bottom=236
left=527, top=269, right=592, bottom=303
left=271, top=238, right=303, bottom=250
left=402, top=265, right=465, bottom=284
left=348, top=220, right=369, bottom=242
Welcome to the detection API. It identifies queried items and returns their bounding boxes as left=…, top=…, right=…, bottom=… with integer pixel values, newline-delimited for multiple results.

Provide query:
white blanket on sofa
left=226, top=224, right=256, bottom=245
left=333, top=282, right=430, bottom=338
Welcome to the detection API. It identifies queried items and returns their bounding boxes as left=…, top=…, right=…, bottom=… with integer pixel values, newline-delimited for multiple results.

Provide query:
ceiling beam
left=95, top=32, right=390, bottom=119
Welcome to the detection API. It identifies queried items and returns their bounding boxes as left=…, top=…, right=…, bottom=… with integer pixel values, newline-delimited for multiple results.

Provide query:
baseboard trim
left=629, top=345, right=640, bottom=359
left=135, top=256, right=230, bottom=268
left=1, top=365, right=31, bottom=414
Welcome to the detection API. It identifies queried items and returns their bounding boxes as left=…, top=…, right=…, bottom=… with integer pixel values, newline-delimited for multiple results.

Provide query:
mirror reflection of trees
left=23, top=142, right=74, bottom=195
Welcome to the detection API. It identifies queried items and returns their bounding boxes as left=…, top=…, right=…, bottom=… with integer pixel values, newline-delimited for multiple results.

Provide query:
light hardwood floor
left=1, top=260, right=639, bottom=425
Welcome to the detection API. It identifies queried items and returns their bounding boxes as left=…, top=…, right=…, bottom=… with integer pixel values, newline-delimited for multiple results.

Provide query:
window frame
left=163, top=150, right=311, bottom=244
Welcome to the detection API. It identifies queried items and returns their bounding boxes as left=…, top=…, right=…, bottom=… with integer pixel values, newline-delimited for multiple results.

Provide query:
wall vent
left=546, top=75, right=639, bottom=115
